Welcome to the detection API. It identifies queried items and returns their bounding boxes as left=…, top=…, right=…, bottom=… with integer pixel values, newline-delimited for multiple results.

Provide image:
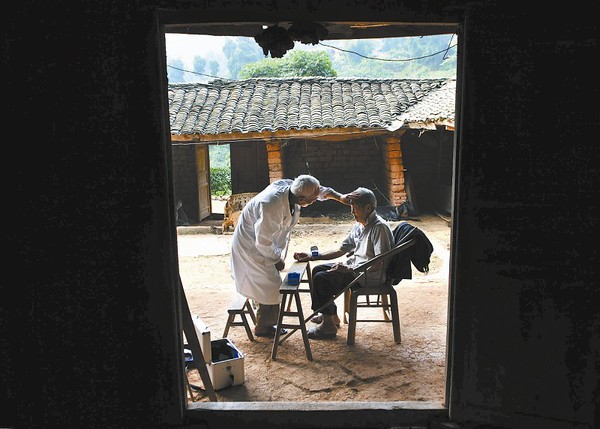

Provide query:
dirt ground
left=177, top=211, right=451, bottom=405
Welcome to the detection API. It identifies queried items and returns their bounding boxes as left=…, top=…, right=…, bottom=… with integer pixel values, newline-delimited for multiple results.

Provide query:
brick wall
left=381, top=134, right=407, bottom=206
left=281, top=136, right=400, bottom=208
left=266, top=141, right=283, bottom=182
left=171, top=129, right=451, bottom=221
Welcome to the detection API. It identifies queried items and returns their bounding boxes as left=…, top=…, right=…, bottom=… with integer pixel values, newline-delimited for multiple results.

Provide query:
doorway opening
left=162, top=20, right=460, bottom=424
left=208, top=143, right=231, bottom=217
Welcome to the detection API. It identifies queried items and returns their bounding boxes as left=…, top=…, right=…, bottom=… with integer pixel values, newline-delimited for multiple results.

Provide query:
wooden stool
left=285, top=261, right=312, bottom=311
left=222, top=294, right=256, bottom=341
left=272, top=261, right=313, bottom=361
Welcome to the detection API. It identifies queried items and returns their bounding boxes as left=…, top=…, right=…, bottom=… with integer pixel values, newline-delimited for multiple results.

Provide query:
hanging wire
left=318, top=40, right=457, bottom=62
left=368, top=173, right=393, bottom=205
left=442, top=34, right=456, bottom=60
left=304, top=139, right=311, bottom=174
left=167, top=65, right=234, bottom=82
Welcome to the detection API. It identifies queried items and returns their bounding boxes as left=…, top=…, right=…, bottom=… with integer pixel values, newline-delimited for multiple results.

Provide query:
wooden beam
left=403, top=120, right=454, bottom=130
left=170, top=127, right=392, bottom=144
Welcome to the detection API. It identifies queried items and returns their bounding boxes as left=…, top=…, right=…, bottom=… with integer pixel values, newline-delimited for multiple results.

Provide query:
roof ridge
left=168, top=77, right=455, bottom=89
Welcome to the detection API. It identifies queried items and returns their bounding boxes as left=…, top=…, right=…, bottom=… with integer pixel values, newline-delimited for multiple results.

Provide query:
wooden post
left=383, top=133, right=407, bottom=206
left=266, top=140, right=284, bottom=182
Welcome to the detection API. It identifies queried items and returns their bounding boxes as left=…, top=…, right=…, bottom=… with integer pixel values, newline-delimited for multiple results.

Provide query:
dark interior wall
left=448, top=4, right=598, bottom=427
left=3, top=2, right=598, bottom=429
left=230, top=141, right=270, bottom=194
left=401, top=129, right=454, bottom=215
left=5, top=3, right=185, bottom=428
left=172, top=144, right=200, bottom=222
left=283, top=137, right=388, bottom=213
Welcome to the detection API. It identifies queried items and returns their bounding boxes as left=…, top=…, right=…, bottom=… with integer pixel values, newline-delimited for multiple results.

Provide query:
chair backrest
left=353, top=237, right=417, bottom=288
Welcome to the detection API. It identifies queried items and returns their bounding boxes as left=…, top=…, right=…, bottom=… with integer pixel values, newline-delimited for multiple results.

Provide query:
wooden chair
left=344, top=238, right=416, bottom=345
left=342, top=289, right=392, bottom=324
left=346, top=284, right=401, bottom=345
left=278, top=235, right=418, bottom=348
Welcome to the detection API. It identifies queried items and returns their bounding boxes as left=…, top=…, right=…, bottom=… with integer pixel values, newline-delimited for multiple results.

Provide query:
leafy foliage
left=192, top=56, right=206, bottom=74
left=167, top=58, right=185, bottom=82
left=209, top=144, right=230, bottom=168
left=208, top=60, right=220, bottom=75
left=209, top=145, right=231, bottom=196
left=239, top=50, right=336, bottom=78
left=210, top=167, right=231, bottom=196
left=329, top=35, right=457, bottom=78
left=223, top=37, right=264, bottom=79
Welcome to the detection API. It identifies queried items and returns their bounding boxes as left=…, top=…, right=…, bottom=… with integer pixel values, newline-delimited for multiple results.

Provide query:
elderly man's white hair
left=290, top=174, right=320, bottom=197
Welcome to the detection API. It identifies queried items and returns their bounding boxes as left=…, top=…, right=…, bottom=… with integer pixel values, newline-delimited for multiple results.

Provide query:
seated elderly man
left=293, top=187, right=394, bottom=340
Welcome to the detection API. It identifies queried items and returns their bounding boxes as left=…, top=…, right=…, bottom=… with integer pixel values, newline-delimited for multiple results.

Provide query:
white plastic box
left=191, top=315, right=245, bottom=390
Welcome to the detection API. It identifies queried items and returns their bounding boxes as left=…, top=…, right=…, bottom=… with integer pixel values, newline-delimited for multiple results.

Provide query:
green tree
left=223, top=37, right=264, bottom=79
left=239, top=50, right=337, bottom=78
left=346, top=39, right=376, bottom=66
left=209, top=145, right=231, bottom=196
left=192, top=56, right=206, bottom=75
left=210, top=167, right=231, bottom=196
left=168, top=58, right=185, bottom=82
left=331, top=34, right=457, bottom=79
left=208, top=60, right=220, bottom=76
left=209, top=144, right=230, bottom=168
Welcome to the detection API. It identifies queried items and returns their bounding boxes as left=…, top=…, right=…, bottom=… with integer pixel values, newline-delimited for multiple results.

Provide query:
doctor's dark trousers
left=310, top=263, right=355, bottom=316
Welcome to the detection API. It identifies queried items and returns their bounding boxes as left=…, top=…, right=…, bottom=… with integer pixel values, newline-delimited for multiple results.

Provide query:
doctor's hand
left=340, top=191, right=360, bottom=205
left=275, top=260, right=285, bottom=271
left=293, top=252, right=311, bottom=262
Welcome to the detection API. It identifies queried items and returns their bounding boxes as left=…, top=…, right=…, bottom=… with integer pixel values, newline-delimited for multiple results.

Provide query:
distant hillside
left=167, top=33, right=457, bottom=82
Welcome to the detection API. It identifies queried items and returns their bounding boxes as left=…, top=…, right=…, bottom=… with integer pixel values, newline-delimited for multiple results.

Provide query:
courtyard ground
left=177, top=211, right=451, bottom=405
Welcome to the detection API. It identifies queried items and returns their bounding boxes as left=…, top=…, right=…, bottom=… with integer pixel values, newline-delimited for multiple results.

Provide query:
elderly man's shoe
left=307, top=326, right=337, bottom=340
left=310, top=313, right=341, bottom=327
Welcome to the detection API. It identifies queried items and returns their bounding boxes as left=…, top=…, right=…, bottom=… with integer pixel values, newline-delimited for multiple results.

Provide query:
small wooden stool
left=222, top=294, right=257, bottom=341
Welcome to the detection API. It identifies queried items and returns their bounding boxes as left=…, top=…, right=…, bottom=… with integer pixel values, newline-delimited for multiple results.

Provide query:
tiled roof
left=168, top=77, right=455, bottom=136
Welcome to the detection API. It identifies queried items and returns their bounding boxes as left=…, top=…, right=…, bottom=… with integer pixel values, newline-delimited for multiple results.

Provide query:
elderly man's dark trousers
left=310, top=264, right=355, bottom=316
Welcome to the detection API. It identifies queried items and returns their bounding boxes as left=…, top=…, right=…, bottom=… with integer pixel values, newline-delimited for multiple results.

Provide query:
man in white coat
left=230, top=175, right=354, bottom=337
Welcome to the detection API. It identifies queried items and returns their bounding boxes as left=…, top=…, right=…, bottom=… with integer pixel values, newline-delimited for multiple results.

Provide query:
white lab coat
left=230, top=179, right=298, bottom=304
left=230, top=179, right=329, bottom=305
